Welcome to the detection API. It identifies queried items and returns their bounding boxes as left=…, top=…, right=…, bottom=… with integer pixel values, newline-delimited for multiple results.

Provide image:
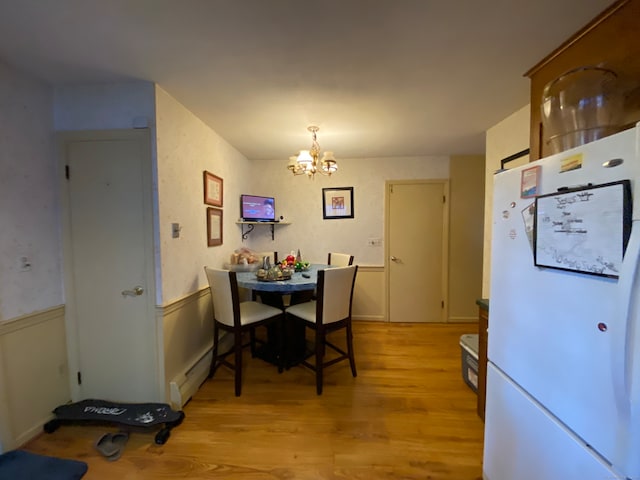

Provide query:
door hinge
left=443, top=195, right=446, bottom=204
left=441, top=300, right=444, bottom=308
left=77, top=371, right=82, bottom=385
left=65, top=165, right=70, bottom=179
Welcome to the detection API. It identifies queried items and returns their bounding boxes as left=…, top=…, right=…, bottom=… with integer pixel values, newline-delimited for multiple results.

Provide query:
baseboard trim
left=448, top=316, right=477, bottom=323
left=353, top=315, right=386, bottom=322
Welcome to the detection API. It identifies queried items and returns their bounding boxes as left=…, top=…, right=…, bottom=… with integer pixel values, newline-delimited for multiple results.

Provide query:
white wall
left=53, top=82, right=156, bottom=131
left=155, top=86, right=253, bottom=304
left=483, top=105, right=530, bottom=297
left=0, top=60, right=70, bottom=453
left=0, top=60, right=61, bottom=321
left=245, top=156, right=450, bottom=266
left=52, top=81, right=165, bottom=303
left=449, top=155, right=485, bottom=320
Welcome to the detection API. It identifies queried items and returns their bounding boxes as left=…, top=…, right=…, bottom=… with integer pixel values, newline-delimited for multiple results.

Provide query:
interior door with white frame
left=61, top=129, right=160, bottom=403
left=386, top=180, right=449, bottom=322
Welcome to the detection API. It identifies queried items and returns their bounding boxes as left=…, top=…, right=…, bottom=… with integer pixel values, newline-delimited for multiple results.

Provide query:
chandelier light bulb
left=297, top=150, right=313, bottom=165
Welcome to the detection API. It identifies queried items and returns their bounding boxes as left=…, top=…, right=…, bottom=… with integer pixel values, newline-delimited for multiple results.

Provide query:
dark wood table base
left=254, top=290, right=314, bottom=369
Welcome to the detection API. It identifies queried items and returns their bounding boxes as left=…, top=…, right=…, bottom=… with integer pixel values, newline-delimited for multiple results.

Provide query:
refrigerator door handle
left=615, top=220, right=640, bottom=417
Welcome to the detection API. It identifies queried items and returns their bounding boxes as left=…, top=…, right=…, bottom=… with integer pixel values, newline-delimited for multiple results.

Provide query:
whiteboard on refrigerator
left=533, top=180, right=632, bottom=278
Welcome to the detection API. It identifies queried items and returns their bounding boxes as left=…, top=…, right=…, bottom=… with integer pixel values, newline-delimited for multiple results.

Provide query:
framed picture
left=499, top=148, right=530, bottom=171
left=533, top=180, right=631, bottom=278
left=322, top=187, right=354, bottom=219
left=207, top=207, right=223, bottom=246
left=203, top=171, right=223, bottom=207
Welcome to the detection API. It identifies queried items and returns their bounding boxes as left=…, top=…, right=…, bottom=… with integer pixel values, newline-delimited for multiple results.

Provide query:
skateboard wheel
left=176, top=411, right=186, bottom=425
left=155, top=428, right=170, bottom=445
left=44, top=420, right=60, bottom=433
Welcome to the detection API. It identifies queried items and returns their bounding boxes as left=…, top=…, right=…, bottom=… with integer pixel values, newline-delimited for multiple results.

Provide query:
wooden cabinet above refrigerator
left=525, top=0, right=640, bottom=160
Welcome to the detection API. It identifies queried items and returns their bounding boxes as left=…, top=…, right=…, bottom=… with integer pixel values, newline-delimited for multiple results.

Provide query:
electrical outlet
left=172, top=223, right=181, bottom=238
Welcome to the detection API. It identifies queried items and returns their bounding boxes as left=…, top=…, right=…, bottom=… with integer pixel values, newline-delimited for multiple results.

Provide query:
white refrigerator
left=483, top=123, right=640, bottom=480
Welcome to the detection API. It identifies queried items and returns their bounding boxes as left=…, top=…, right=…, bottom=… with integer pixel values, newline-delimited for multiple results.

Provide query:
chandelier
left=287, top=126, right=338, bottom=177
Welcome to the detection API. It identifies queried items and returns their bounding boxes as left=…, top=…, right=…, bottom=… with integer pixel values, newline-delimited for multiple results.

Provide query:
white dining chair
left=327, top=252, right=354, bottom=267
left=284, top=265, right=358, bottom=395
left=204, top=267, right=284, bottom=396
left=290, top=252, right=354, bottom=305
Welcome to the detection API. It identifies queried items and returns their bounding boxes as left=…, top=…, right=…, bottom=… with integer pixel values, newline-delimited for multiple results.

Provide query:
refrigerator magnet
left=521, top=166, right=541, bottom=198
left=559, top=153, right=583, bottom=173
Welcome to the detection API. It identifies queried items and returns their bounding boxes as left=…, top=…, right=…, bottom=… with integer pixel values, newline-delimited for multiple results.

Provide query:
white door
left=61, top=130, right=159, bottom=403
left=386, top=181, right=448, bottom=322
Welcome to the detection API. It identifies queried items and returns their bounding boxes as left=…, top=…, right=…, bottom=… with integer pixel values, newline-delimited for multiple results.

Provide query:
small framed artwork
left=203, top=171, right=223, bottom=207
left=521, top=166, right=541, bottom=198
left=322, top=187, right=354, bottom=219
left=207, top=207, right=223, bottom=246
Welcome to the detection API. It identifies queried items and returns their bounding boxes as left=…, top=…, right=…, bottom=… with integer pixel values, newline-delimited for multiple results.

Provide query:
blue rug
left=0, top=450, right=88, bottom=479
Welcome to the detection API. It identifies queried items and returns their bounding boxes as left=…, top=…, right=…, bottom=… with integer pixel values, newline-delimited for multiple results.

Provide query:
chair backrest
left=327, top=252, right=354, bottom=267
left=316, top=265, right=358, bottom=325
left=204, top=267, right=240, bottom=327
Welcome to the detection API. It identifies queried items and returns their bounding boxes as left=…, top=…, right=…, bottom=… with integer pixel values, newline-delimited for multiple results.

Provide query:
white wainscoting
left=160, top=288, right=214, bottom=409
left=352, top=266, right=385, bottom=322
left=0, top=306, right=71, bottom=451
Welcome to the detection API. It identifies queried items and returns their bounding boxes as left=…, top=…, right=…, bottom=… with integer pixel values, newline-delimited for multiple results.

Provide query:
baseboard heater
left=169, top=347, right=211, bottom=410
left=168, top=333, right=232, bottom=409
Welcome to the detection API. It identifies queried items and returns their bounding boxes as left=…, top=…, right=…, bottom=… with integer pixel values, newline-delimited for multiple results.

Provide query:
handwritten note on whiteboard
left=533, top=180, right=631, bottom=278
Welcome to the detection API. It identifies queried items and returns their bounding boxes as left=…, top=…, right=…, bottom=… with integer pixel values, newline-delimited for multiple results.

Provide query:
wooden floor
left=24, top=322, right=484, bottom=479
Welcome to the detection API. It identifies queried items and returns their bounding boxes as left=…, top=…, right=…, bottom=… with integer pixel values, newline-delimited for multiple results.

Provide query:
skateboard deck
left=44, top=399, right=185, bottom=444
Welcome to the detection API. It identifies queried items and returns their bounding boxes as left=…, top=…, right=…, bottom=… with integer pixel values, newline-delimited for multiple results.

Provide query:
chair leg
left=234, top=331, right=243, bottom=396
left=346, top=322, right=357, bottom=377
left=209, top=322, right=220, bottom=378
left=250, top=326, right=256, bottom=357
left=315, top=329, right=324, bottom=395
left=277, top=316, right=284, bottom=374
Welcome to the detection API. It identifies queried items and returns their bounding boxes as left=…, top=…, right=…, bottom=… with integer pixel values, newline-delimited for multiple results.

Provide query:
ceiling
left=0, top=0, right=615, bottom=160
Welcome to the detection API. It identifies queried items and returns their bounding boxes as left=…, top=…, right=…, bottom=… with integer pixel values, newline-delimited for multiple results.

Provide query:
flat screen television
left=240, top=194, right=276, bottom=222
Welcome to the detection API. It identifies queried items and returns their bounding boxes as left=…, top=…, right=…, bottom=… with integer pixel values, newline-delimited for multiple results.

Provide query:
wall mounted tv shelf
left=236, top=221, right=290, bottom=241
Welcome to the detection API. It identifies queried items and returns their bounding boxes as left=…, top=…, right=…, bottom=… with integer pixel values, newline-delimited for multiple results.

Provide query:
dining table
left=235, top=263, right=328, bottom=294
left=235, top=264, right=329, bottom=369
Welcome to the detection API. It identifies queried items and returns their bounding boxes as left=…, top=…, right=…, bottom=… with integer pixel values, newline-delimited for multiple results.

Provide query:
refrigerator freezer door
left=487, top=126, right=639, bottom=478
left=483, top=365, right=619, bottom=480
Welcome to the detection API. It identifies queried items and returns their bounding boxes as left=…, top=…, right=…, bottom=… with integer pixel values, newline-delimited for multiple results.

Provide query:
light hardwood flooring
left=24, top=322, right=484, bottom=479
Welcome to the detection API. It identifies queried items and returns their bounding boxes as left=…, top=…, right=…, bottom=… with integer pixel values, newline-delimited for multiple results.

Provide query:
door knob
left=390, top=256, right=400, bottom=263
left=122, top=286, right=144, bottom=297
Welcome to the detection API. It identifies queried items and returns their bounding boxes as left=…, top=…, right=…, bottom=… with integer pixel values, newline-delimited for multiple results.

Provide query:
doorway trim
left=384, top=179, right=450, bottom=323
left=57, top=128, right=158, bottom=401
